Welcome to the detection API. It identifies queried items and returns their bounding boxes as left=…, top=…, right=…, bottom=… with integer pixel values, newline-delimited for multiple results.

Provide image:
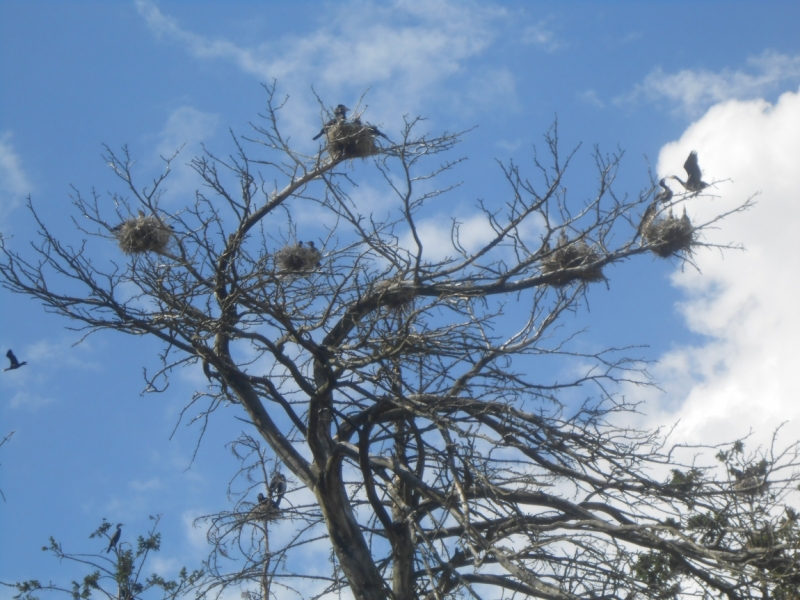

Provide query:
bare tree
left=3, top=83, right=800, bottom=600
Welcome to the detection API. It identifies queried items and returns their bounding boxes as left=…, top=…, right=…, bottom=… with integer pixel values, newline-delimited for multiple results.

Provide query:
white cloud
left=521, top=20, right=563, bottom=52
left=0, top=132, right=33, bottom=221
left=135, top=0, right=509, bottom=136
left=152, top=106, right=220, bottom=202
left=623, top=52, right=800, bottom=116
left=643, top=88, right=800, bottom=448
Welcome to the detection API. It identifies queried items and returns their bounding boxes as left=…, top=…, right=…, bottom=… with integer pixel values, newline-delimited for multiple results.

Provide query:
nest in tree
left=114, top=215, right=172, bottom=255
left=274, top=243, right=321, bottom=274
left=541, top=239, right=604, bottom=286
left=242, top=501, right=281, bottom=524
left=642, top=210, right=695, bottom=258
left=374, top=279, right=416, bottom=312
left=325, top=120, right=380, bottom=159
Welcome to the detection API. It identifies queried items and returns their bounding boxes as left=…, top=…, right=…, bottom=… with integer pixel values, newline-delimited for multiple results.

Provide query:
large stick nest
left=541, top=238, right=604, bottom=286
left=325, top=120, right=380, bottom=159
left=642, top=208, right=695, bottom=258
left=274, top=242, right=321, bottom=274
left=114, top=215, right=172, bottom=255
left=374, top=279, right=417, bottom=313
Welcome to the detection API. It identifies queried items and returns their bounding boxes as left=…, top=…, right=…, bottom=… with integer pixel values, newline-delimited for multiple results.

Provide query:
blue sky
left=3, top=0, right=800, bottom=594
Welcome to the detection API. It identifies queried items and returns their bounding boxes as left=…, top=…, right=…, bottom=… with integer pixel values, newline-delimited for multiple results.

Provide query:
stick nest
left=325, top=121, right=380, bottom=159
left=274, top=243, right=321, bottom=274
left=541, top=239, right=604, bottom=286
left=374, top=279, right=416, bottom=312
left=643, top=210, right=695, bottom=258
left=246, top=501, right=281, bottom=523
left=114, top=215, right=172, bottom=254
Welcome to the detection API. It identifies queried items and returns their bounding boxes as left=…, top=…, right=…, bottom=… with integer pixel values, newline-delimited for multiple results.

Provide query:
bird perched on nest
left=106, top=523, right=123, bottom=553
left=655, top=178, right=674, bottom=204
left=313, top=104, right=349, bottom=140
left=4, top=350, right=27, bottom=371
left=269, top=473, right=287, bottom=507
left=671, top=151, right=709, bottom=193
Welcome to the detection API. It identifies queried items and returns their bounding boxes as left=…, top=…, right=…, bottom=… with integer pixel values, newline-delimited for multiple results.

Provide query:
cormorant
left=106, top=523, right=123, bottom=553
left=655, top=178, right=674, bottom=204
left=4, top=350, right=27, bottom=371
left=671, top=151, right=709, bottom=193
left=307, top=241, right=322, bottom=267
left=269, top=473, right=287, bottom=507
left=257, top=492, right=268, bottom=505
left=312, top=104, right=349, bottom=140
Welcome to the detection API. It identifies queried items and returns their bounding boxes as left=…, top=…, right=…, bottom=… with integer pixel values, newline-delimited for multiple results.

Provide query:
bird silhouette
left=4, top=350, right=27, bottom=371
left=312, top=104, right=349, bottom=140
left=106, top=523, right=123, bottom=553
left=269, top=473, right=287, bottom=507
left=655, top=178, right=674, bottom=203
left=257, top=492, right=268, bottom=505
left=307, top=241, right=322, bottom=267
left=671, top=151, right=709, bottom=193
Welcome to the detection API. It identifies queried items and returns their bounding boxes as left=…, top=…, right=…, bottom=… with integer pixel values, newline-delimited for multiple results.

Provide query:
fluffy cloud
left=0, top=132, right=33, bottom=222
left=135, top=0, right=510, bottom=135
left=624, top=52, right=800, bottom=116
left=645, top=88, right=800, bottom=448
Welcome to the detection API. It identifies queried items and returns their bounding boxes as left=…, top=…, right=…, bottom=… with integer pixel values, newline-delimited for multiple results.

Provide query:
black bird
left=4, top=350, right=27, bottom=372
left=671, top=151, right=709, bottom=193
left=367, top=126, right=389, bottom=140
left=106, top=523, right=123, bottom=553
left=655, top=178, right=674, bottom=204
left=257, top=492, right=268, bottom=505
left=307, top=241, right=322, bottom=267
left=312, top=104, right=349, bottom=140
left=269, top=473, right=287, bottom=507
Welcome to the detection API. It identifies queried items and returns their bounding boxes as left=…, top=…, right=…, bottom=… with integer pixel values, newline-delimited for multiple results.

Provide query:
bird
left=269, top=473, right=287, bottom=507
left=671, top=151, right=709, bottom=193
left=367, top=126, right=389, bottom=140
left=312, top=104, right=349, bottom=140
left=655, top=178, right=674, bottom=204
left=257, top=492, right=269, bottom=505
left=307, top=241, right=322, bottom=267
left=106, top=523, right=123, bottom=553
left=4, top=350, right=27, bottom=371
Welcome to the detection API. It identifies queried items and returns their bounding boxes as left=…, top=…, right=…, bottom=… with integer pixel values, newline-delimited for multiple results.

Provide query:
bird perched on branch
left=671, top=151, right=709, bottom=193
left=269, top=473, right=287, bottom=507
left=655, top=178, right=674, bottom=204
left=312, top=104, right=349, bottom=140
left=106, top=523, right=123, bottom=553
left=4, top=350, right=27, bottom=371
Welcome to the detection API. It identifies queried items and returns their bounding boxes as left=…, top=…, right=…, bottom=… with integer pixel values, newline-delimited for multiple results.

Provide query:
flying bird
left=655, top=178, right=674, bottom=204
left=4, top=350, right=27, bottom=371
left=671, top=151, right=709, bottom=193
left=106, top=523, right=123, bottom=553
left=269, top=473, right=287, bottom=507
left=312, top=104, right=349, bottom=140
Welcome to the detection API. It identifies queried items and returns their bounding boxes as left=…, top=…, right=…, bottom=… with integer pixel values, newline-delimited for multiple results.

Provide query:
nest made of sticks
left=541, top=238, right=604, bottom=286
left=114, top=215, right=172, bottom=255
left=325, top=120, right=380, bottom=159
left=642, top=209, right=695, bottom=258
left=374, top=279, right=416, bottom=312
left=274, top=242, right=322, bottom=274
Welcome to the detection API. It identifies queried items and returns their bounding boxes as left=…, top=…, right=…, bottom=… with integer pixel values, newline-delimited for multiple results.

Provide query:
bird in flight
left=106, top=523, right=123, bottom=553
left=313, top=104, right=349, bottom=140
left=4, top=350, right=27, bottom=371
left=671, top=151, right=709, bottom=193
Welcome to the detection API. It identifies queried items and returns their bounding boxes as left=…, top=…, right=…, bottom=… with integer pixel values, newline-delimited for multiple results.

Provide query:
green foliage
left=2, top=517, right=202, bottom=600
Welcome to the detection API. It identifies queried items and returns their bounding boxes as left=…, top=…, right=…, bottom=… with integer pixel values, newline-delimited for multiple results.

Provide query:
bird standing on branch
left=106, top=523, right=123, bottom=553
left=671, top=151, right=709, bottom=193
left=655, top=178, right=674, bottom=204
left=269, top=473, right=287, bottom=507
left=4, top=350, right=27, bottom=371
left=312, top=104, right=349, bottom=140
